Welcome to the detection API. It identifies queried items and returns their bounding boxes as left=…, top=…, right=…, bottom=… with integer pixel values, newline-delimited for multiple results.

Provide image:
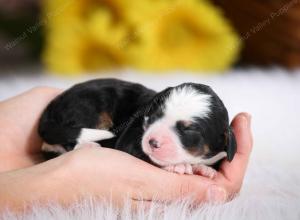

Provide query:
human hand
left=0, top=87, right=252, bottom=209
left=60, top=112, right=252, bottom=205
left=0, top=87, right=62, bottom=171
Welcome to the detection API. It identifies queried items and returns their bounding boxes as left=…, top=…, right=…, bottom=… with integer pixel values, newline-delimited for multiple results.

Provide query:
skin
left=0, top=87, right=253, bottom=212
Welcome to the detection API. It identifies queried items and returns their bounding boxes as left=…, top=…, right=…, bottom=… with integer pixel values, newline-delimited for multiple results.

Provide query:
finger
left=192, top=164, right=217, bottom=179
left=132, top=163, right=227, bottom=204
left=86, top=147, right=225, bottom=204
left=71, top=147, right=229, bottom=205
left=218, top=112, right=253, bottom=188
left=130, top=199, right=163, bottom=213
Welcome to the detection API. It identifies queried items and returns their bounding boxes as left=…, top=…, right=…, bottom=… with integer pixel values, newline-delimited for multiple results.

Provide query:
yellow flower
left=44, top=29, right=126, bottom=74
left=42, top=0, right=129, bottom=74
left=127, top=0, right=240, bottom=72
left=42, top=0, right=241, bottom=74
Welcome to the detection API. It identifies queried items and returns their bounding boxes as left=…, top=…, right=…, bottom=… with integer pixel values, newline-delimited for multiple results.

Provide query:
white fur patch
left=41, top=142, right=67, bottom=154
left=77, top=128, right=115, bottom=144
left=164, top=85, right=211, bottom=122
left=184, top=151, right=227, bottom=166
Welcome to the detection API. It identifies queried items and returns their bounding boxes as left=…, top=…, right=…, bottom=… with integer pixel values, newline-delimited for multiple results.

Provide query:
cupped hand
left=61, top=112, right=252, bottom=206
left=0, top=87, right=253, bottom=207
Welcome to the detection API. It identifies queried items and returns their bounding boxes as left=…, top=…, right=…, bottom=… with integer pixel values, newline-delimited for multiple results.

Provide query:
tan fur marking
left=97, top=112, right=113, bottom=129
left=203, top=144, right=210, bottom=155
left=188, top=144, right=210, bottom=156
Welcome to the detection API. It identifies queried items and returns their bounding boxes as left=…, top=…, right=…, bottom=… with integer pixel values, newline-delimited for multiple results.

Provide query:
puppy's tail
left=38, top=123, right=115, bottom=146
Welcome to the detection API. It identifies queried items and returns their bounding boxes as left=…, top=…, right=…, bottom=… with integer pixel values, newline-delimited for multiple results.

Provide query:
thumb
left=219, top=112, right=253, bottom=186
left=169, top=175, right=228, bottom=203
left=144, top=170, right=228, bottom=204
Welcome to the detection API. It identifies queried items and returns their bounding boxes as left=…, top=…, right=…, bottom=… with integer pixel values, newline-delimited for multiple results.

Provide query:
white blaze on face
left=142, top=86, right=214, bottom=166
left=165, top=86, right=212, bottom=122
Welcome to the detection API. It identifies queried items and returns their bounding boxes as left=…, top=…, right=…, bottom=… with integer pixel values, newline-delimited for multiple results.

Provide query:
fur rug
left=1, top=68, right=300, bottom=219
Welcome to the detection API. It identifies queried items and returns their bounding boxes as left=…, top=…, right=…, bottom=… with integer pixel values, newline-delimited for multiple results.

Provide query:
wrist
left=0, top=154, right=78, bottom=212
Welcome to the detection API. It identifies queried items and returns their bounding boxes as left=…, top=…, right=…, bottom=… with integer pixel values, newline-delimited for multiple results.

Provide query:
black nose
left=149, top=139, right=159, bottom=148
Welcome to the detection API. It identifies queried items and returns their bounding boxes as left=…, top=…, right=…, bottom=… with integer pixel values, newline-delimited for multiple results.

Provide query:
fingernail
left=247, top=113, right=252, bottom=129
left=241, top=113, right=252, bottom=129
left=206, top=185, right=227, bottom=204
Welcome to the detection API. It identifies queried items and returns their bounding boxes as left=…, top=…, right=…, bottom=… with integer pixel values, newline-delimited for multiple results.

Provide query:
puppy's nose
left=149, top=139, right=159, bottom=148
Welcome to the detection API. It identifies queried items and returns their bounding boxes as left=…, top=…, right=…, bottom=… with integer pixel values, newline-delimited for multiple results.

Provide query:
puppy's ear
left=224, top=127, right=237, bottom=161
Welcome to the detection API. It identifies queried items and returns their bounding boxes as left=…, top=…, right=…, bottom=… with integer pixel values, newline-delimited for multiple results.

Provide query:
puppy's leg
left=42, top=142, right=67, bottom=154
left=192, top=164, right=217, bottom=179
left=163, top=164, right=193, bottom=175
left=74, top=142, right=102, bottom=149
left=163, top=163, right=216, bottom=178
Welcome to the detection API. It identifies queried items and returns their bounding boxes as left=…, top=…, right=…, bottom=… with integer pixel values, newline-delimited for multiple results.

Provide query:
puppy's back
left=38, top=78, right=156, bottom=153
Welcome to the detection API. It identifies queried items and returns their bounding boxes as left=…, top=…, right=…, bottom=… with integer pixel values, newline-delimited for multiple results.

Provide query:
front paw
left=192, top=164, right=217, bottom=179
left=163, top=164, right=193, bottom=175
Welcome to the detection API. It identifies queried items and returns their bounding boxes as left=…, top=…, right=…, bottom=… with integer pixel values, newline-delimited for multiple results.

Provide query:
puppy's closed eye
left=177, top=120, right=196, bottom=132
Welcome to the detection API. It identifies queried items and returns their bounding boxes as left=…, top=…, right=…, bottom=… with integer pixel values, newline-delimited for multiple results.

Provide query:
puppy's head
left=141, top=83, right=236, bottom=167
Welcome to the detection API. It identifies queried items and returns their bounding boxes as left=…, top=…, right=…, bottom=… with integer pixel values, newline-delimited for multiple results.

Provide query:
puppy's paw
left=74, top=142, right=101, bottom=150
left=192, top=164, right=217, bottom=179
left=42, top=143, right=67, bottom=154
left=163, top=164, right=193, bottom=175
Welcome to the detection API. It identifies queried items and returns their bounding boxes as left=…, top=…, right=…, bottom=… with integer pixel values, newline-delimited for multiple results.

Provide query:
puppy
left=39, top=78, right=236, bottom=177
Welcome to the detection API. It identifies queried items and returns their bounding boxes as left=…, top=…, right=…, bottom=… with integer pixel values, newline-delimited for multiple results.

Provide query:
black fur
left=39, top=79, right=155, bottom=160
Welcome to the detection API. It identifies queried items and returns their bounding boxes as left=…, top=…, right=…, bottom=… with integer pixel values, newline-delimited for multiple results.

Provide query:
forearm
left=0, top=157, right=74, bottom=212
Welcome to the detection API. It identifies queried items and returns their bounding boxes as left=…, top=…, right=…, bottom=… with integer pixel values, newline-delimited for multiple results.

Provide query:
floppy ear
left=224, top=127, right=237, bottom=161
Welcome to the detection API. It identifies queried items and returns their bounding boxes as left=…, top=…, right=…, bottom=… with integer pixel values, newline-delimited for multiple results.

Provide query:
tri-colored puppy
left=39, top=79, right=236, bottom=178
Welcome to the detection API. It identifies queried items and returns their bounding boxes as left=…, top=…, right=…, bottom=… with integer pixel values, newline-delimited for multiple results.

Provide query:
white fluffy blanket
left=1, top=68, right=300, bottom=219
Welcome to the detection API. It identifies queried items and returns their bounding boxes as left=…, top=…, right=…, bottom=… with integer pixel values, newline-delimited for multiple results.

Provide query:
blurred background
left=2, top=0, right=300, bottom=73
left=0, top=0, right=300, bottom=166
